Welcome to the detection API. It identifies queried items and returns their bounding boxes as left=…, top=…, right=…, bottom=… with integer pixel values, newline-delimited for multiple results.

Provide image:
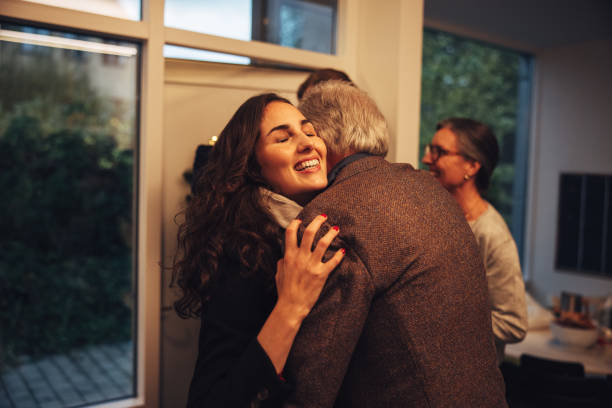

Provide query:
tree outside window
left=420, top=29, right=532, bottom=260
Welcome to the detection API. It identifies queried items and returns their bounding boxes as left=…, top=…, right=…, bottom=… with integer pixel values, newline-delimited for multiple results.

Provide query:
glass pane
left=164, top=0, right=337, bottom=59
left=164, top=45, right=250, bottom=65
left=165, top=0, right=252, bottom=40
left=581, top=175, right=605, bottom=272
left=419, top=29, right=532, bottom=259
left=274, top=0, right=336, bottom=53
left=0, top=22, right=139, bottom=407
left=19, top=0, right=141, bottom=21
left=556, top=174, right=583, bottom=270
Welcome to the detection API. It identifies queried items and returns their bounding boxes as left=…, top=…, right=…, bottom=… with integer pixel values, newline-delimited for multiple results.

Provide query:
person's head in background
left=298, top=80, right=388, bottom=170
left=422, top=117, right=499, bottom=197
left=297, top=68, right=353, bottom=101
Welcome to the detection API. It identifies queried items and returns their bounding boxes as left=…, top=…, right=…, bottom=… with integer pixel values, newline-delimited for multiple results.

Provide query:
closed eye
left=266, top=126, right=291, bottom=143
left=302, top=125, right=316, bottom=137
left=273, top=130, right=291, bottom=143
left=301, top=118, right=317, bottom=135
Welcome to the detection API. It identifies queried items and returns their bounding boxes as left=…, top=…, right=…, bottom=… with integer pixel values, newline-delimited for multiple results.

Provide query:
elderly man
left=282, top=81, right=507, bottom=407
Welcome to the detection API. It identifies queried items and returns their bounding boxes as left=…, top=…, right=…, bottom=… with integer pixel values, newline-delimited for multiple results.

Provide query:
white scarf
left=259, top=187, right=303, bottom=228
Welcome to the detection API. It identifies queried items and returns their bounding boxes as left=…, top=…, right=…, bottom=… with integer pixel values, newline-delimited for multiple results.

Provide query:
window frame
left=0, top=0, right=351, bottom=406
left=555, top=173, right=612, bottom=277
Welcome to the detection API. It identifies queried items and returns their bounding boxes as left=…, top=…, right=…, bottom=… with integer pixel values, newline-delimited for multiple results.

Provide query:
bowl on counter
left=550, top=321, right=598, bottom=348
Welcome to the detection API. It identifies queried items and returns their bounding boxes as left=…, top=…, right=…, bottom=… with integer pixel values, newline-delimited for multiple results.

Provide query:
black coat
left=187, top=257, right=291, bottom=407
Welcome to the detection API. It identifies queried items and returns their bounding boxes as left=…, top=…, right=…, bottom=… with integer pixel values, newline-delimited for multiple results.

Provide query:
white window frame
left=0, top=1, right=352, bottom=406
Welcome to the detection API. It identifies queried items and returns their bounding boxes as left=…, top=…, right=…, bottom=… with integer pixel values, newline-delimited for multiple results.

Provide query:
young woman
left=172, top=93, right=345, bottom=407
left=422, top=117, right=528, bottom=364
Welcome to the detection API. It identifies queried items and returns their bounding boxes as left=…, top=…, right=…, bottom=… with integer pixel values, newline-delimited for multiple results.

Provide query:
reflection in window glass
left=275, top=0, right=335, bottom=53
left=19, top=0, right=141, bottom=21
left=419, top=29, right=532, bottom=260
left=0, top=23, right=138, bottom=407
left=164, top=0, right=337, bottom=60
left=164, top=45, right=250, bottom=65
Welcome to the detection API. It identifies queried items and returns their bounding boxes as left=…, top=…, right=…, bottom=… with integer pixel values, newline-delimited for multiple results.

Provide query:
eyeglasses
left=424, top=143, right=466, bottom=162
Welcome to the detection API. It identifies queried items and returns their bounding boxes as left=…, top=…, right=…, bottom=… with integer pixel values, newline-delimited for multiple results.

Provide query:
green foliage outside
left=0, top=38, right=136, bottom=368
left=420, top=29, right=524, bottom=228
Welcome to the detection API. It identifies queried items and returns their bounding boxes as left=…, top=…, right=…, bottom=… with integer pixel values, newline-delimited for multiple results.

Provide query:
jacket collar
left=327, top=154, right=384, bottom=187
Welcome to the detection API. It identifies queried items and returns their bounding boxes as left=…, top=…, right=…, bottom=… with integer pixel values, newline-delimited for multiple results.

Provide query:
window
left=255, top=0, right=337, bottom=54
left=556, top=173, right=612, bottom=276
left=419, top=29, right=533, bottom=261
left=164, top=0, right=337, bottom=59
left=18, top=0, right=141, bottom=20
left=0, top=22, right=139, bottom=407
left=1, top=0, right=345, bottom=405
left=163, top=45, right=250, bottom=65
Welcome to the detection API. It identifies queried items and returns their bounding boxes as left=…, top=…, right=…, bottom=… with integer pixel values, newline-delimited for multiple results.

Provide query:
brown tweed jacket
left=283, top=156, right=507, bottom=408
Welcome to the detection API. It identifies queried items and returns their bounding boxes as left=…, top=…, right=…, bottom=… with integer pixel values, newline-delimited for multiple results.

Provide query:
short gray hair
left=298, top=80, right=389, bottom=157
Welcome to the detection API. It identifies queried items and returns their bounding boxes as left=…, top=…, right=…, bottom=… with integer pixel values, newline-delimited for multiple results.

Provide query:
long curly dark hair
left=172, top=93, right=292, bottom=319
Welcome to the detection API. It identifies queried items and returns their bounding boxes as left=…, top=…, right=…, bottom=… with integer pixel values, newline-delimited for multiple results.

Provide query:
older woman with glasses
left=422, top=117, right=528, bottom=364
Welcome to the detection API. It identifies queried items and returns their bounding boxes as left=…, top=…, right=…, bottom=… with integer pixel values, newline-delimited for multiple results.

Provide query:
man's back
left=285, top=156, right=507, bottom=407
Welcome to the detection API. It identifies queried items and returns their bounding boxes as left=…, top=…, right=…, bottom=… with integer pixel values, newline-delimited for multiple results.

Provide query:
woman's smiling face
left=422, top=127, right=473, bottom=192
left=256, top=101, right=328, bottom=205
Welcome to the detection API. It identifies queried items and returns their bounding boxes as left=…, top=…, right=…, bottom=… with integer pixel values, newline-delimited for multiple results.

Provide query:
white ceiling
left=424, top=0, right=612, bottom=51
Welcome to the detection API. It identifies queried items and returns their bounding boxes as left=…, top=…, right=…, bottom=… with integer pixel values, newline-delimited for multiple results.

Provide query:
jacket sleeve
left=187, top=261, right=292, bottom=408
left=283, top=244, right=375, bottom=408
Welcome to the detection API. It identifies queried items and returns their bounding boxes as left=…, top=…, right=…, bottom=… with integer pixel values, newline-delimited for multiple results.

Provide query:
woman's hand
left=257, top=214, right=344, bottom=374
left=275, top=214, right=345, bottom=322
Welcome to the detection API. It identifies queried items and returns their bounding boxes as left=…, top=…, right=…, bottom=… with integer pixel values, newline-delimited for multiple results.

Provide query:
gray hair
left=436, top=117, right=499, bottom=194
left=298, top=80, right=389, bottom=157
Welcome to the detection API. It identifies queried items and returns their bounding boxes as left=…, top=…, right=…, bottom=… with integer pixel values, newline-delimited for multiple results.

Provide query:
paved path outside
left=0, top=342, right=133, bottom=408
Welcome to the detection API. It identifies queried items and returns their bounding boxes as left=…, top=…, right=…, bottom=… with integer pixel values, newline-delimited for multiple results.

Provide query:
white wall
left=527, top=39, right=612, bottom=304
left=354, top=0, right=423, bottom=166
